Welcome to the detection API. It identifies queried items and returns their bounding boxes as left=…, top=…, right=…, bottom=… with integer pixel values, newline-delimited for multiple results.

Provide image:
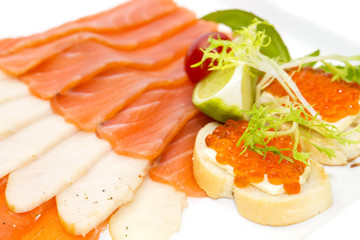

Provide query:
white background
left=1, top=1, right=360, bottom=239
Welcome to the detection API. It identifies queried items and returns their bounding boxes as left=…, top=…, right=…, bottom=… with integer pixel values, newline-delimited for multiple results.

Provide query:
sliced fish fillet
left=19, top=205, right=106, bottom=240
left=150, top=114, right=211, bottom=197
left=96, top=83, right=199, bottom=160
left=0, top=96, right=52, bottom=140
left=56, top=152, right=149, bottom=236
left=0, top=75, right=29, bottom=104
left=51, top=58, right=187, bottom=131
left=0, top=115, right=77, bottom=179
left=0, top=8, right=195, bottom=76
left=0, top=0, right=177, bottom=56
left=0, top=176, right=55, bottom=240
left=5, top=132, right=111, bottom=213
left=20, top=21, right=217, bottom=99
left=109, top=177, right=187, bottom=240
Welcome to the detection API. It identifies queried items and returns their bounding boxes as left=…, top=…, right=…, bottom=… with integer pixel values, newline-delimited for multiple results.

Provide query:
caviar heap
left=266, top=67, right=360, bottom=122
left=205, top=120, right=307, bottom=194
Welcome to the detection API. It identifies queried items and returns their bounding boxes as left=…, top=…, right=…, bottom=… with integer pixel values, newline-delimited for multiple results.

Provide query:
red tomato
left=185, top=31, right=231, bottom=83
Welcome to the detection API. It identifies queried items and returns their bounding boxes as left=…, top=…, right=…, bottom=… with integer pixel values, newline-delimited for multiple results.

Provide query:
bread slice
left=193, top=122, right=234, bottom=198
left=193, top=122, right=332, bottom=226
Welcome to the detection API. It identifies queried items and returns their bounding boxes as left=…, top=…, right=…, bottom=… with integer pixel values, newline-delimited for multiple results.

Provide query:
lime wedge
left=193, top=65, right=255, bottom=122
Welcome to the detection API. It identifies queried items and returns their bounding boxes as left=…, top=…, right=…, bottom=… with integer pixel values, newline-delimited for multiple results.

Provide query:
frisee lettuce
left=238, top=100, right=354, bottom=165
left=281, top=54, right=360, bottom=84
left=193, top=19, right=319, bottom=118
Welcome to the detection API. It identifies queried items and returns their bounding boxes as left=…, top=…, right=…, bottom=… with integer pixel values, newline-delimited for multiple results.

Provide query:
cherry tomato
left=185, top=31, right=231, bottom=83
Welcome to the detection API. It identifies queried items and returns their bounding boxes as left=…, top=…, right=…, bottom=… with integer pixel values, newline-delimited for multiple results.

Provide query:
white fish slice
left=5, top=131, right=111, bottom=213
left=0, top=96, right=52, bottom=140
left=0, top=75, right=29, bottom=104
left=109, top=177, right=187, bottom=240
left=56, top=152, right=149, bottom=236
left=0, top=114, right=77, bottom=178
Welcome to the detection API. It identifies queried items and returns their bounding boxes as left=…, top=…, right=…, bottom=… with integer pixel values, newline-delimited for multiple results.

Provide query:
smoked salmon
left=0, top=8, right=196, bottom=76
left=19, top=206, right=106, bottom=240
left=0, top=0, right=177, bottom=56
left=96, top=83, right=199, bottom=160
left=51, top=58, right=187, bottom=131
left=0, top=0, right=222, bottom=237
left=149, top=114, right=211, bottom=197
left=21, top=21, right=217, bottom=99
left=0, top=176, right=55, bottom=240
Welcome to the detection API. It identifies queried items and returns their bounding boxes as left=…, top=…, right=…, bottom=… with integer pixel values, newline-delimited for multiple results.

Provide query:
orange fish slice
left=149, top=114, right=211, bottom=197
left=0, top=8, right=196, bottom=76
left=96, top=83, right=199, bottom=160
left=51, top=58, right=187, bottom=131
left=19, top=206, right=107, bottom=240
left=0, top=176, right=54, bottom=240
left=0, top=0, right=177, bottom=56
left=21, top=20, right=217, bottom=99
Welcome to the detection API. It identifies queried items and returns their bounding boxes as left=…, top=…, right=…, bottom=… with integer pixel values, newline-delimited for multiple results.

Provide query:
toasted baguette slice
left=193, top=122, right=332, bottom=226
left=193, top=122, right=234, bottom=199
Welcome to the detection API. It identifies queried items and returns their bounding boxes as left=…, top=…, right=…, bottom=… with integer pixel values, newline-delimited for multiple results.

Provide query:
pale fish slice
left=109, top=177, right=187, bottom=240
left=0, top=71, right=8, bottom=80
left=0, top=114, right=78, bottom=178
left=0, top=96, right=52, bottom=140
left=5, top=132, right=111, bottom=213
left=56, top=152, right=150, bottom=236
left=0, top=74, right=29, bottom=104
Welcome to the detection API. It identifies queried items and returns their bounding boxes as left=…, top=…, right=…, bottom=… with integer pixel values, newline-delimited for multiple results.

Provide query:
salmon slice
left=19, top=205, right=107, bottom=240
left=149, top=114, right=211, bottom=197
left=51, top=58, right=187, bottom=131
left=20, top=21, right=217, bottom=99
left=0, top=8, right=196, bottom=76
left=96, top=83, right=199, bottom=160
left=0, top=0, right=177, bottom=56
left=0, top=176, right=55, bottom=240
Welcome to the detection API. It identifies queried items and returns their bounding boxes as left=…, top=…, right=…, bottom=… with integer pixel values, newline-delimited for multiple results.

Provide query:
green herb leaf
left=285, top=54, right=360, bottom=85
left=202, top=9, right=291, bottom=63
left=301, top=50, right=320, bottom=67
left=303, top=139, right=336, bottom=159
left=321, top=61, right=360, bottom=84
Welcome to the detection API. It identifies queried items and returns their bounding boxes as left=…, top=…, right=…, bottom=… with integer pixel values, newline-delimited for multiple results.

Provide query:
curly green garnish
left=238, top=99, right=357, bottom=165
left=280, top=53, right=360, bottom=84
left=192, top=19, right=360, bottom=164
left=193, top=19, right=319, bottom=118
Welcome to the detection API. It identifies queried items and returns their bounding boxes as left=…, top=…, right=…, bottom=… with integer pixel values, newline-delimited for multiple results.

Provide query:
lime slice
left=193, top=65, right=255, bottom=122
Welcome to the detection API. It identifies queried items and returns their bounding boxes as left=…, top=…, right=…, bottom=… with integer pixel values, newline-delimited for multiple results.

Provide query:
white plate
left=1, top=1, right=360, bottom=240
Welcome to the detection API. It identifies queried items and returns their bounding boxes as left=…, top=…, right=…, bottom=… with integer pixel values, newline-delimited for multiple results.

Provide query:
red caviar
left=266, top=67, right=360, bottom=122
left=205, top=120, right=306, bottom=194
